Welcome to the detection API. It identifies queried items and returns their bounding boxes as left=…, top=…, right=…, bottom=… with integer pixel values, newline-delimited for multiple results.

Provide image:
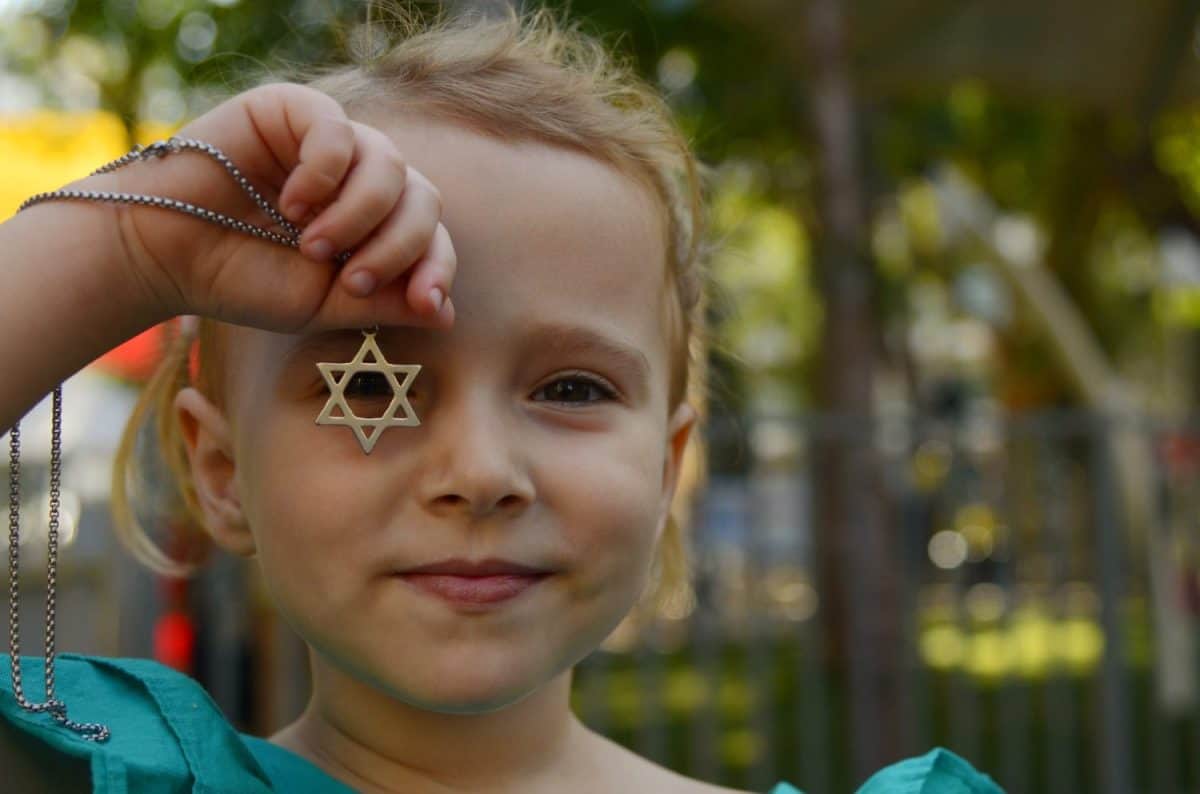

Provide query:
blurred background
left=4, top=1, right=1200, bottom=792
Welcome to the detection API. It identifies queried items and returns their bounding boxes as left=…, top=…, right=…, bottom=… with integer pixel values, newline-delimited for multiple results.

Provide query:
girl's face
left=179, top=118, right=695, bottom=712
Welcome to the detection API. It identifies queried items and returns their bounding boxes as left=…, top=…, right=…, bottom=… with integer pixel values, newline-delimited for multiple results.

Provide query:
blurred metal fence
left=571, top=411, right=1200, bottom=794
left=10, top=407, right=1200, bottom=793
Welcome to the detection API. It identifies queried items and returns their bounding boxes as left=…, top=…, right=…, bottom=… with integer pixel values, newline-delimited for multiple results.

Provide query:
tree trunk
left=806, top=0, right=902, bottom=782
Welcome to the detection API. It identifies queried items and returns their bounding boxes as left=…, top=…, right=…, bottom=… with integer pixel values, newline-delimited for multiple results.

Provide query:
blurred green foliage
left=6, top=0, right=1200, bottom=418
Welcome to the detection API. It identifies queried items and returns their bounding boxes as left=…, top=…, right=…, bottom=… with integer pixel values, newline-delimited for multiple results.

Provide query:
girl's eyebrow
left=519, top=321, right=650, bottom=387
left=281, top=323, right=651, bottom=388
left=280, top=330, right=365, bottom=367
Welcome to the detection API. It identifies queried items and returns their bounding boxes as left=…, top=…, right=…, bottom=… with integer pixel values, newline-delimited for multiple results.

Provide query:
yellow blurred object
left=965, top=628, right=1010, bottom=679
left=912, top=439, right=952, bottom=491
left=956, top=503, right=997, bottom=562
left=719, top=727, right=764, bottom=769
left=662, top=667, right=709, bottom=715
left=919, top=624, right=966, bottom=670
left=918, top=607, right=1106, bottom=680
left=955, top=503, right=996, bottom=532
left=0, top=110, right=180, bottom=220
left=1156, top=110, right=1200, bottom=221
left=1154, top=287, right=1200, bottom=327
left=1008, top=609, right=1055, bottom=677
left=1056, top=617, right=1105, bottom=672
left=898, top=180, right=943, bottom=258
left=717, top=677, right=757, bottom=718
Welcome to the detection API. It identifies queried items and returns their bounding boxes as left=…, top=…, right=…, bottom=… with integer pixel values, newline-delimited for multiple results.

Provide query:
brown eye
left=533, top=375, right=617, bottom=404
left=344, top=372, right=392, bottom=398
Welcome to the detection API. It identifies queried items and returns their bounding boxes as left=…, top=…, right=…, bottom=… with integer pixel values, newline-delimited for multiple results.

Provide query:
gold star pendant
left=315, top=330, right=421, bottom=454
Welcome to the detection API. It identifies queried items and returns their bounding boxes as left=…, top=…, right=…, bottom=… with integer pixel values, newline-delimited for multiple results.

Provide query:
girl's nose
left=414, top=391, right=535, bottom=520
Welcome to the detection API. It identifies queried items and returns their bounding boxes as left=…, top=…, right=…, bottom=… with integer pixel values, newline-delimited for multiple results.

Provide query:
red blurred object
left=153, top=611, right=196, bottom=674
left=1161, top=432, right=1200, bottom=476
left=151, top=524, right=206, bottom=675
left=90, top=323, right=170, bottom=382
left=1182, top=569, right=1200, bottom=618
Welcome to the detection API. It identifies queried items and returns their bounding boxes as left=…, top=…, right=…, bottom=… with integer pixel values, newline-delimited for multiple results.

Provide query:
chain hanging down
left=7, top=136, right=348, bottom=742
left=7, top=388, right=109, bottom=741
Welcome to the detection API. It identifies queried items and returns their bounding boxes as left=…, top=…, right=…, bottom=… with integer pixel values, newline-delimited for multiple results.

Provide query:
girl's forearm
left=0, top=199, right=171, bottom=435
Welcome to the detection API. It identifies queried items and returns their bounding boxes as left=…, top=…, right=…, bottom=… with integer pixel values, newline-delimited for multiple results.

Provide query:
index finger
left=277, top=115, right=357, bottom=223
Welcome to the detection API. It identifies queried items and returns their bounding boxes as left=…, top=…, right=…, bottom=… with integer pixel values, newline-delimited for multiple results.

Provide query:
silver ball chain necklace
left=7, top=136, right=421, bottom=743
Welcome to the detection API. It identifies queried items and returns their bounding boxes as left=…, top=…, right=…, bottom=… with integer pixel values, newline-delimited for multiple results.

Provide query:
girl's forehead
left=390, top=120, right=668, bottom=324
left=369, top=113, right=666, bottom=252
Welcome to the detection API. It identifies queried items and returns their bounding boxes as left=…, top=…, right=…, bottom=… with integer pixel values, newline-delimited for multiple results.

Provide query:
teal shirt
left=1, top=653, right=1002, bottom=793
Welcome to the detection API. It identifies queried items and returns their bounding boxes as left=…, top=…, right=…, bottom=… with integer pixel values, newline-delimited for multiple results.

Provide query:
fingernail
left=346, top=270, right=376, bottom=297
left=307, top=238, right=334, bottom=261
left=429, top=287, right=444, bottom=313
left=286, top=202, right=308, bottom=222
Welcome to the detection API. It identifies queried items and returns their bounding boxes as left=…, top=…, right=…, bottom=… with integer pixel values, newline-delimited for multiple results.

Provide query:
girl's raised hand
left=85, top=82, right=456, bottom=333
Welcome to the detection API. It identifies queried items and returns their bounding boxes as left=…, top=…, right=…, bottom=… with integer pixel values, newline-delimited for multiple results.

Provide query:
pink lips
left=397, top=572, right=551, bottom=605
left=394, top=557, right=555, bottom=607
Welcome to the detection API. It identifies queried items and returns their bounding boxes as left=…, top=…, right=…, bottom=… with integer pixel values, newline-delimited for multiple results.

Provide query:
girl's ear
left=655, top=400, right=698, bottom=542
left=174, top=387, right=256, bottom=557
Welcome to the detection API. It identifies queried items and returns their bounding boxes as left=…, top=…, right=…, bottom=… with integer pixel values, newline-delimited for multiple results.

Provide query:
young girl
left=0, top=7, right=1002, bottom=793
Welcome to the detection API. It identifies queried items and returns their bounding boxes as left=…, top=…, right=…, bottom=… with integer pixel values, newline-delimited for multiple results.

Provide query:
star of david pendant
left=315, top=329, right=421, bottom=454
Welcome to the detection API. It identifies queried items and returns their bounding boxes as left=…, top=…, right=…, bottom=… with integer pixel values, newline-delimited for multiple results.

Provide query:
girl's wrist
left=0, top=194, right=173, bottom=434
left=18, top=177, right=178, bottom=329
left=65, top=169, right=190, bottom=322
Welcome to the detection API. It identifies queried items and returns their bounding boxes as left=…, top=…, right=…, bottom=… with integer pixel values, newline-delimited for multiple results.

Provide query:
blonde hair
left=110, top=4, right=709, bottom=612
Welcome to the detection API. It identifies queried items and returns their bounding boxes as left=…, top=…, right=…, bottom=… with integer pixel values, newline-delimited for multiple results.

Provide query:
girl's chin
left=352, top=656, right=547, bottom=713
left=379, top=681, right=541, bottom=715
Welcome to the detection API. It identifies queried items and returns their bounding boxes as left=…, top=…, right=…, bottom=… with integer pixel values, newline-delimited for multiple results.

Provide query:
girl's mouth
left=395, top=572, right=553, bottom=608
